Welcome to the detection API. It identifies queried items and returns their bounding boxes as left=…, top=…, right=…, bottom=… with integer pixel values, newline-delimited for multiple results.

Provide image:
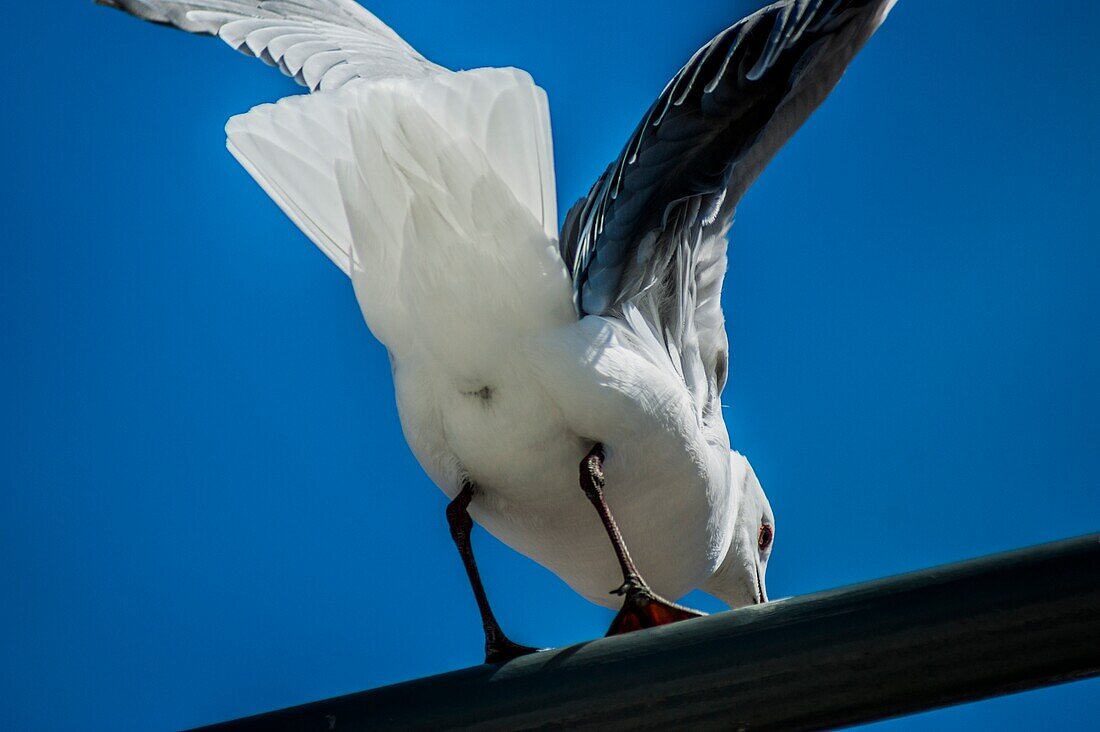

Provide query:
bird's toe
left=606, top=588, right=705, bottom=637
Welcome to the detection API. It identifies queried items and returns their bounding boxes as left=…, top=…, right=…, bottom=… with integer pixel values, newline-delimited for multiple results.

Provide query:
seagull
left=98, top=0, right=897, bottom=663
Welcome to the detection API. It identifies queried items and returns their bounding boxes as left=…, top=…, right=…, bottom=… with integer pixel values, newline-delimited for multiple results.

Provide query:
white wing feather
left=97, top=0, right=440, bottom=90
left=102, top=0, right=562, bottom=292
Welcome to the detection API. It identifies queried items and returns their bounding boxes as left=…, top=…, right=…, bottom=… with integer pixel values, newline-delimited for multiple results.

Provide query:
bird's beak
left=754, top=559, right=769, bottom=605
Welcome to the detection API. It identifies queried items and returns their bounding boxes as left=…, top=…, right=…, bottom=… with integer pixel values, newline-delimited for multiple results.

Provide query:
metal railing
left=198, top=534, right=1100, bottom=731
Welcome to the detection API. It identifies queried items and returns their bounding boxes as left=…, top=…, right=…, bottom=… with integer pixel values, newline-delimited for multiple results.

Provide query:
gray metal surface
left=197, top=534, right=1100, bottom=731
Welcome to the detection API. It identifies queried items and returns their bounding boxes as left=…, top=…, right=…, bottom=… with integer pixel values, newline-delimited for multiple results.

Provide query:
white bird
left=98, top=0, right=897, bottom=662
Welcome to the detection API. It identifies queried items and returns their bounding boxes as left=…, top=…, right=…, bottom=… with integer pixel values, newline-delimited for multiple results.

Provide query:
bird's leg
left=447, top=481, right=538, bottom=664
left=580, top=444, right=705, bottom=637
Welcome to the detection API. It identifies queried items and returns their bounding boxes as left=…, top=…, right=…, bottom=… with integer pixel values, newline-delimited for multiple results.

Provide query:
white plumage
left=226, top=68, right=558, bottom=277
left=228, top=67, right=728, bottom=604
left=98, top=0, right=441, bottom=90
left=99, top=0, right=897, bottom=627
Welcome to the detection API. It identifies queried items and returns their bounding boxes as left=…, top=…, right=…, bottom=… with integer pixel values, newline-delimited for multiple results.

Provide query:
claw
left=484, top=637, right=541, bottom=665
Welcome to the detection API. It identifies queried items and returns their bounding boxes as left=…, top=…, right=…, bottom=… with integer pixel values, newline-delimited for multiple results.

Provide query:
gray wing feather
left=561, top=0, right=896, bottom=416
left=96, top=0, right=442, bottom=90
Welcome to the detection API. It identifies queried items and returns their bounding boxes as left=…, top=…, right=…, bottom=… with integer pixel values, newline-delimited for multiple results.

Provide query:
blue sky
left=2, top=1, right=1098, bottom=729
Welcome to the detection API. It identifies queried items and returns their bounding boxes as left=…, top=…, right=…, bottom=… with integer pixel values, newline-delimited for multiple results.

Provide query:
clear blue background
left=2, top=1, right=1097, bottom=729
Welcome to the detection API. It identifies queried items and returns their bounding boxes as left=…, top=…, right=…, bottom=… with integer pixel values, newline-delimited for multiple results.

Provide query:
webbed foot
left=607, top=577, right=705, bottom=636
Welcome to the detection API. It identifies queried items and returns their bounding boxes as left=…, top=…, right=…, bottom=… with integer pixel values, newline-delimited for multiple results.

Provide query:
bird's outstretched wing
left=99, top=1, right=564, bottom=351
left=95, top=0, right=441, bottom=90
left=561, top=0, right=896, bottom=417
left=97, top=1, right=558, bottom=289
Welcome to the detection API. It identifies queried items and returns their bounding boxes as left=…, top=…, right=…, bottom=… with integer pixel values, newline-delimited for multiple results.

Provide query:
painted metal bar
left=197, top=534, right=1100, bottom=731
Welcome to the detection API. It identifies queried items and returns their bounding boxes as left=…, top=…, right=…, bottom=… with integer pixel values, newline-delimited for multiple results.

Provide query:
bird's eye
left=758, top=524, right=774, bottom=552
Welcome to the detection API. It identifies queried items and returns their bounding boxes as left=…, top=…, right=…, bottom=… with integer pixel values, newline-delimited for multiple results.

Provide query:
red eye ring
left=758, top=524, right=774, bottom=552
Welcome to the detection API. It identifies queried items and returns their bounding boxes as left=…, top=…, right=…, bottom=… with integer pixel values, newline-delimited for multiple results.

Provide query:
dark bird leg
left=580, top=444, right=705, bottom=636
left=447, top=481, right=538, bottom=664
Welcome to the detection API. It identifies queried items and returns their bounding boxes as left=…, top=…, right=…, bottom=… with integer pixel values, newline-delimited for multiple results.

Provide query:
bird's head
left=703, top=452, right=774, bottom=608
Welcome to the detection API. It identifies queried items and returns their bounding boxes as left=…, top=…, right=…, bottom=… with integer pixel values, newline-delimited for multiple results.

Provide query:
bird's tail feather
left=226, top=69, right=571, bottom=354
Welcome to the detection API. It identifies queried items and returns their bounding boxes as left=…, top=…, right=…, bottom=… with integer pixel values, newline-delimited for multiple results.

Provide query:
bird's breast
left=393, top=320, right=734, bottom=605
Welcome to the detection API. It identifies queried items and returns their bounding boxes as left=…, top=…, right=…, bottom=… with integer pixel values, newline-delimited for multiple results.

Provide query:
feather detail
left=226, top=70, right=572, bottom=357
left=560, top=0, right=897, bottom=420
left=96, top=0, right=442, bottom=90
